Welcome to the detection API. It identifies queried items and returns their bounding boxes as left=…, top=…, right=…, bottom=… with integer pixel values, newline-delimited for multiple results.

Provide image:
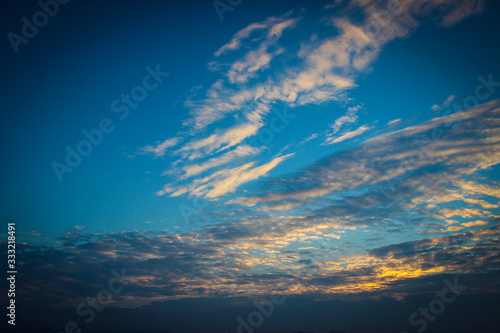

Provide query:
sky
left=1, top=0, right=500, bottom=332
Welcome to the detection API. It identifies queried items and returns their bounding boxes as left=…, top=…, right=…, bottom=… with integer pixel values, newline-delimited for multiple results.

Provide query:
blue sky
left=1, top=0, right=500, bottom=332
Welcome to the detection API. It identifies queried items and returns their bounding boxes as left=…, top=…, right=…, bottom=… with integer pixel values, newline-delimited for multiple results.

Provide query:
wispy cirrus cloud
left=432, top=94, right=456, bottom=111
left=324, top=124, right=372, bottom=145
left=213, top=15, right=291, bottom=57
left=158, top=153, right=293, bottom=198
left=140, top=137, right=180, bottom=157
left=239, top=99, right=500, bottom=217
left=138, top=0, right=489, bottom=205
left=179, top=144, right=260, bottom=179
left=329, top=105, right=360, bottom=135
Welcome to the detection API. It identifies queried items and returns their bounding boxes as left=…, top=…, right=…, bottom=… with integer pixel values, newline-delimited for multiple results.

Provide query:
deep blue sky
left=1, top=0, right=500, bottom=332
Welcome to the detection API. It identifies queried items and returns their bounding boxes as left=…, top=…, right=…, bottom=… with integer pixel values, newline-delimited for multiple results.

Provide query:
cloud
left=214, top=16, right=284, bottom=57
left=432, top=94, right=456, bottom=111
left=355, top=0, right=485, bottom=29
left=329, top=106, right=360, bottom=135
left=239, top=99, right=500, bottom=217
left=12, top=221, right=500, bottom=314
left=462, top=220, right=490, bottom=227
left=6, top=1, right=500, bottom=330
left=180, top=144, right=260, bottom=179
left=204, top=153, right=294, bottom=198
left=177, top=111, right=264, bottom=157
left=140, top=137, right=180, bottom=157
left=298, top=132, right=319, bottom=146
left=224, top=18, right=299, bottom=84
left=11, top=92, right=500, bottom=311
left=256, top=201, right=301, bottom=212
left=139, top=0, right=487, bottom=203
left=325, top=124, right=371, bottom=145
left=159, top=153, right=294, bottom=199
left=439, top=0, right=485, bottom=26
